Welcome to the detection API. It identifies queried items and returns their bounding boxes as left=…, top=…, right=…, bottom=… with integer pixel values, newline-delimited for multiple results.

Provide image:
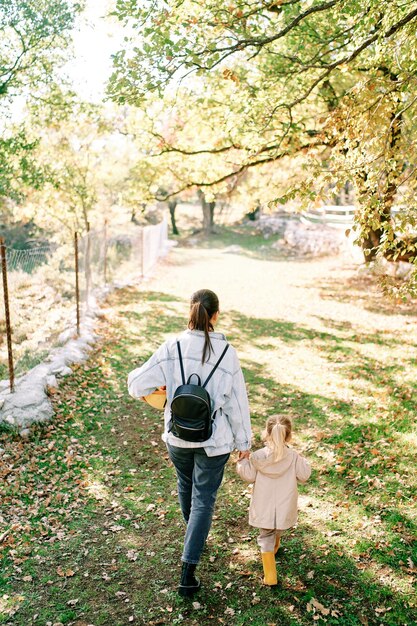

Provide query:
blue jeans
left=167, top=444, right=230, bottom=564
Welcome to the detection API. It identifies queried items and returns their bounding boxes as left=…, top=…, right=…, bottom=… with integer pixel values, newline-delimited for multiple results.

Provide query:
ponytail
left=269, top=423, right=286, bottom=462
left=188, top=289, right=219, bottom=363
left=263, top=415, right=292, bottom=462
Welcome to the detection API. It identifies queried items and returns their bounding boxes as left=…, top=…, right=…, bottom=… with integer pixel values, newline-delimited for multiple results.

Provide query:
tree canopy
left=108, top=0, right=417, bottom=260
left=0, top=0, right=82, bottom=201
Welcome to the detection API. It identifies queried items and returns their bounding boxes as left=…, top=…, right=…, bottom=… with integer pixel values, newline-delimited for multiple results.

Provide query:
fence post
left=74, top=232, right=80, bottom=336
left=0, top=238, right=15, bottom=392
left=85, top=222, right=91, bottom=310
left=141, top=226, right=145, bottom=277
left=103, top=219, right=108, bottom=285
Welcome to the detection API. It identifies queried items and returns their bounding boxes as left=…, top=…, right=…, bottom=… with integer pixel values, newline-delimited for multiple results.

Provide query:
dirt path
left=149, top=241, right=414, bottom=326
left=141, top=241, right=417, bottom=409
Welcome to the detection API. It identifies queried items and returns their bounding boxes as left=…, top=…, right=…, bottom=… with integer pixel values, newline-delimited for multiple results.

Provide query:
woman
left=127, top=288, right=251, bottom=597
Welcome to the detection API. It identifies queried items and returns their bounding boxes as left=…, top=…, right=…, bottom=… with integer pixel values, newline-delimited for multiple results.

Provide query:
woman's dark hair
left=188, top=289, right=219, bottom=363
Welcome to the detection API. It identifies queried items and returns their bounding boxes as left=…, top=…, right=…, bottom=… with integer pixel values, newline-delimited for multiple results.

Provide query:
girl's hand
left=238, top=450, right=250, bottom=461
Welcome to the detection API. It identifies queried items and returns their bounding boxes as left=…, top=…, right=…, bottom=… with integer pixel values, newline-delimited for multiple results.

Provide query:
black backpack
left=169, top=340, right=229, bottom=442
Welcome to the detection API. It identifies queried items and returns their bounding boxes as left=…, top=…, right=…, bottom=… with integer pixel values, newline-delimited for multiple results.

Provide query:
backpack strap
left=202, top=344, right=229, bottom=388
left=176, top=341, right=186, bottom=385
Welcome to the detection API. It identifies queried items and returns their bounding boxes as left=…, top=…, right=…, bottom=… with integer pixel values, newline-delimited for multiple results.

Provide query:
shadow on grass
left=239, top=359, right=354, bottom=430
left=113, top=293, right=416, bottom=614
left=316, top=272, right=417, bottom=317
left=312, top=314, right=416, bottom=347
left=109, top=287, right=183, bottom=307
left=225, top=310, right=397, bottom=350
left=224, top=309, right=417, bottom=419
left=3, top=286, right=415, bottom=626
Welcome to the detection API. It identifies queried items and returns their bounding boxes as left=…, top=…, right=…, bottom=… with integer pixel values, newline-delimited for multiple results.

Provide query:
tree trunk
left=360, top=101, right=404, bottom=262
left=131, top=208, right=140, bottom=225
left=358, top=73, right=416, bottom=263
left=208, top=201, right=215, bottom=230
left=198, top=189, right=215, bottom=235
left=168, top=198, right=179, bottom=235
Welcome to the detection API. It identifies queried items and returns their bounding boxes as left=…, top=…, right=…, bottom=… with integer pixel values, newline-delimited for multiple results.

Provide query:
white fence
left=301, top=205, right=356, bottom=228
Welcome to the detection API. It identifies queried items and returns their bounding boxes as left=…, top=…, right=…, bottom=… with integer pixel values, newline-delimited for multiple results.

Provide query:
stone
left=48, top=355, right=71, bottom=374
left=20, top=428, right=31, bottom=439
left=0, top=380, right=11, bottom=392
left=256, top=215, right=288, bottom=236
left=9, top=388, right=47, bottom=409
left=223, top=245, right=244, bottom=254
left=57, top=366, right=73, bottom=377
left=46, top=375, right=58, bottom=389
left=58, top=327, right=76, bottom=344
left=282, top=220, right=345, bottom=257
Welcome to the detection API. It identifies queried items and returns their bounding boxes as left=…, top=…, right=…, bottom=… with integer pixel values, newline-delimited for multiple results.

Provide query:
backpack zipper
left=174, top=393, right=210, bottom=411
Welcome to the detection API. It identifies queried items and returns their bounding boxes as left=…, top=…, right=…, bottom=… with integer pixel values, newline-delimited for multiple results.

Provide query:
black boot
left=178, top=562, right=201, bottom=597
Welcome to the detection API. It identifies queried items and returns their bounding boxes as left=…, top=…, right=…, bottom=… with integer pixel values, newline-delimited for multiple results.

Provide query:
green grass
left=1, top=246, right=417, bottom=625
left=178, top=222, right=288, bottom=261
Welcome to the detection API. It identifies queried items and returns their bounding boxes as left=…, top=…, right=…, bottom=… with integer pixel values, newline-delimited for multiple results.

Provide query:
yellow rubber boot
left=274, top=535, right=281, bottom=554
left=261, top=552, right=277, bottom=585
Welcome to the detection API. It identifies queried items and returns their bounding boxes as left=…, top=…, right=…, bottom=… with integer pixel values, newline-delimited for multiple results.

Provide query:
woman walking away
left=128, top=289, right=252, bottom=597
left=236, top=415, right=310, bottom=586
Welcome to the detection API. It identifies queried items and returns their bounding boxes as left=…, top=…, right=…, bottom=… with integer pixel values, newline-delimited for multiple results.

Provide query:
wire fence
left=0, top=219, right=169, bottom=391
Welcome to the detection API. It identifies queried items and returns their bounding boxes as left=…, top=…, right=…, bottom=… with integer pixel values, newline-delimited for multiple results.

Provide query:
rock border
left=0, top=234, right=172, bottom=436
left=0, top=297, right=104, bottom=434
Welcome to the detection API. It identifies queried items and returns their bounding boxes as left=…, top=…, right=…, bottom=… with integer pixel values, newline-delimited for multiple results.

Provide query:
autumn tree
left=0, top=0, right=82, bottom=202
left=18, top=94, right=123, bottom=239
left=108, top=0, right=417, bottom=260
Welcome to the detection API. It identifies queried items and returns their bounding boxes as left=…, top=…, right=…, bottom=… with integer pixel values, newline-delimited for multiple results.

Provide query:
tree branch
left=214, top=0, right=341, bottom=52
left=160, top=140, right=324, bottom=199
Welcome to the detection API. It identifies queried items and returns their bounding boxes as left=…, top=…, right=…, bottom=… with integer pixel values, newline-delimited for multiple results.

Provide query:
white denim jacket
left=127, top=329, right=252, bottom=456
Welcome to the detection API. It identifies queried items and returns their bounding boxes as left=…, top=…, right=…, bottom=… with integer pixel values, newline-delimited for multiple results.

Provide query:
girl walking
left=236, top=414, right=311, bottom=585
left=128, top=289, right=251, bottom=597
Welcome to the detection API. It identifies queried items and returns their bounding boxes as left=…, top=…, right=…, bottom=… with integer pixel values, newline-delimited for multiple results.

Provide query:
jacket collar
left=185, top=329, right=227, bottom=341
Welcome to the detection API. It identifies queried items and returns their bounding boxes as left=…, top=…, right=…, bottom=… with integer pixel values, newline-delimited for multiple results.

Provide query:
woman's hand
left=237, top=450, right=250, bottom=461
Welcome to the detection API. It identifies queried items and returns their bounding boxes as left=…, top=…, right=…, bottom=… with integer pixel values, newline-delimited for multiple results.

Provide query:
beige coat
left=236, top=446, right=311, bottom=530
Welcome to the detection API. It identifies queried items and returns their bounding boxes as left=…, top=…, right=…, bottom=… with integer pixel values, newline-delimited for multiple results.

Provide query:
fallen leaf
left=57, top=566, right=75, bottom=578
left=311, top=597, right=330, bottom=616
left=375, top=607, right=392, bottom=614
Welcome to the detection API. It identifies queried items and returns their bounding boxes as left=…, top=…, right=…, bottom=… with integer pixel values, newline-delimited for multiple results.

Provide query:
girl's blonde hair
left=262, top=415, right=292, bottom=462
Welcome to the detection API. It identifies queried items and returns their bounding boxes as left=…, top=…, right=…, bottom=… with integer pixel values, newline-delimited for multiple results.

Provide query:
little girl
left=236, top=414, right=311, bottom=585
